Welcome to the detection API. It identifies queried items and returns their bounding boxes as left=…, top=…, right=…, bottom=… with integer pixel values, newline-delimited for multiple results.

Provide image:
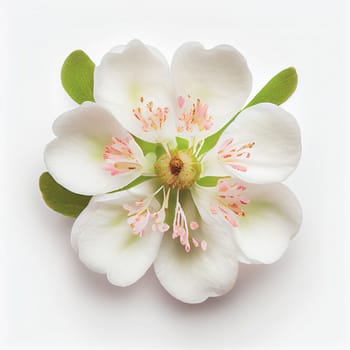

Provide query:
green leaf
left=245, top=67, right=298, bottom=108
left=61, top=50, right=95, bottom=104
left=199, top=67, right=298, bottom=156
left=133, top=135, right=157, bottom=155
left=39, top=172, right=91, bottom=217
left=176, top=136, right=189, bottom=150
left=108, top=175, right=154, bottom=193
left=196, top=176, right=228, bottom=187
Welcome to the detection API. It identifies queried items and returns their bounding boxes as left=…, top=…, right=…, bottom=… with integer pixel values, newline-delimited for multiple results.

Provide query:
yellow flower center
left=154, top=149, right=201, bottom=189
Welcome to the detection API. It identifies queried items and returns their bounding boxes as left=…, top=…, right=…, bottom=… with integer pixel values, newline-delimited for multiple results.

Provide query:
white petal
left=94, top=39, right=176, bottom=143
left=192, top=181, right=302, bottom=264
left=154, top=193, right=238, bottom=303
left=202, top=103, right=301, bottom=183
left=191, top=183, right=250, bottom=265
left=171, top=42, right=252, bottom=134
left=44, top=103, right=144, bottom=195
left=72, top=183, right=163, bottom=286
left=234, top=183, right=302, bottom=264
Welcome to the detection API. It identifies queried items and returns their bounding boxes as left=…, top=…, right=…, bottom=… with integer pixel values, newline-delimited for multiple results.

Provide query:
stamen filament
left=132, top=96, right=169, bottom=142
left=123, top=185, right=169, bottom=236
left=210, top=179, right=250, bottom=228
left=218, top=137, right=255, bottom=172
left=176, top=96, right=213, bottom=134
left=103, top=136, right=141, bottom=176
left=171, top=189, right=207, bottom=253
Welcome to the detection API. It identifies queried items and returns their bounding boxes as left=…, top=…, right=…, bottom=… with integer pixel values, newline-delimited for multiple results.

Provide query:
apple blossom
left=43, top=40, right=302, bottom=303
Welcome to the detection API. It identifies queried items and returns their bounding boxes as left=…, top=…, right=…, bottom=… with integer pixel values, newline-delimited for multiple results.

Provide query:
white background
left=1, top=0, right=348, bottom=349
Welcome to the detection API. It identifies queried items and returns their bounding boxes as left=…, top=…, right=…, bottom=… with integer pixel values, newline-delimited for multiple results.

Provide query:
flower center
left=170, top=157, right=183, bottom=175
left=154, top=150, right=201, bottom=189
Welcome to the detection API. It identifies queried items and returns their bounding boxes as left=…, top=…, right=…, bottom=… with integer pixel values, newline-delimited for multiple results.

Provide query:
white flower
left=44, top=40, right=302, bottom=303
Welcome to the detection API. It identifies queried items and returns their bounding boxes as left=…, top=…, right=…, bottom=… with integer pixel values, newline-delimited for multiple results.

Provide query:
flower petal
left=192, top=181, right=302, bottom=264
left=202, top=103, right=301, bottom=183
left=94, top=39, right=176, bottom=143
left=171, top=42, right=252, bottom=134
left=72, top=182, right=164, bottom=286
left=233, top=183, right=302, bottom=264
left=154, top=193, right=238, bottom=303
left=44, top=102, right=144, bottom=195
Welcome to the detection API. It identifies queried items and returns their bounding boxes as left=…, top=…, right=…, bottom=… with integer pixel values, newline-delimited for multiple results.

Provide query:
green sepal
left=198, top=127, right=228, bottom=157
left=156, top=144, right=166, bottom=159
left=108, top=175, right=154, bottom=193
left=39, top=172, right=91, bottom=217
left=133, top=135, right=158, bottom=155
left=199, top=67, right=298, bottom=156
left=176, top=137, right=189, bottom=150
left=196, top=176, right=229, bottom=187
left=61, top=50, right=95, bottom=104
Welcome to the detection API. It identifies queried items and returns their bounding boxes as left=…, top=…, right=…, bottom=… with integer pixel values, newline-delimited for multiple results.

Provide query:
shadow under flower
left=152, top=263, right=272, bottom=313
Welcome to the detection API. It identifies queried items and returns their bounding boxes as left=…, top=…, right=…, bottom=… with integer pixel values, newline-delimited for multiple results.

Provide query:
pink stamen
left=230, top=164, right=247, bottom=172
left=127, top=210, right=150, bottom=237
left=210, top=179, right=250, bottom=229
left=190, top=221, right=199, bottom=230
left=177, top=95, right=185, bottom=108
left=151, top=207, right=170, bottom=233
left=123, top=188, right=170, bottom=237
left=171, top=195, right=207, bottom=253
left=103, top=136, right=141, bottom=176
left=218, top=138, right=255, bottom=172
left=132, top=97, right=169, bottom=133
left=176, top=96, right=213, bottom=133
